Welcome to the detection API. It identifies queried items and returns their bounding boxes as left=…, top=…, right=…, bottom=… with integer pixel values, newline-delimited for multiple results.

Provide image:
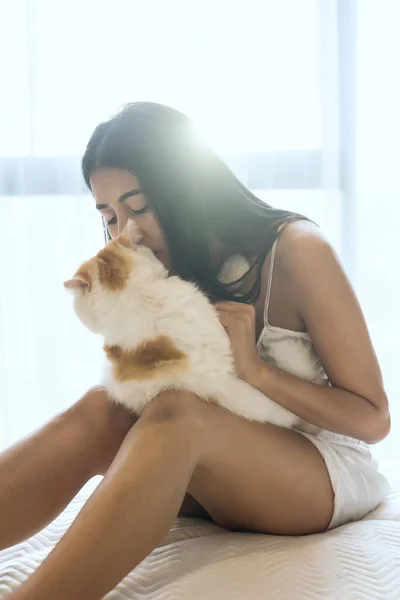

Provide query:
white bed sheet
left=1, top=465, right=400, bottom=599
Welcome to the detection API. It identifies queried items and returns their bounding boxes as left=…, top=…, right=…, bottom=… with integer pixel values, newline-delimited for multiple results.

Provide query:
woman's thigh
left=183, top=400, right=334, bottom=536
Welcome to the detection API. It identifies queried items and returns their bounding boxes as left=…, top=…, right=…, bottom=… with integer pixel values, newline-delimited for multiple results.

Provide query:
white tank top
left=256, top=229, right=329, bottom=387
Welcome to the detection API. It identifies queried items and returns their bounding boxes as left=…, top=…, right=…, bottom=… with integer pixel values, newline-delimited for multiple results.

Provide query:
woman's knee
left=141, top=390, right=208, bottom=430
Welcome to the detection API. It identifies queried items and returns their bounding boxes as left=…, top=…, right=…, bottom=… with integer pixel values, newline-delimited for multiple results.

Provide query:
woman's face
left=90, top=168, right=171, bottom=268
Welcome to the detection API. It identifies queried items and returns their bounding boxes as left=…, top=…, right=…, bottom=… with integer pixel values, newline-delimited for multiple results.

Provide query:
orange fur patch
left=96, top=242, right=132, bottom=291
left=104, top=336, right=188, bottom=382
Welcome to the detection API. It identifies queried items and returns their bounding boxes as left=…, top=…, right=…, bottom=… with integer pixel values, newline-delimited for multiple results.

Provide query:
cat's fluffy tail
left=211, top=375, right=298, bottom=429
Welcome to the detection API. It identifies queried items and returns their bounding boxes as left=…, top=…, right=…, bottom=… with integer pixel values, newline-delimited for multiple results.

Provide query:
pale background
left=0, top=0, right=399, bottom=466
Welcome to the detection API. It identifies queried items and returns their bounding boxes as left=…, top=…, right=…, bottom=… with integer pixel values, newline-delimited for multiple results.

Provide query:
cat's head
left=64, top=221, right=167, bottom=334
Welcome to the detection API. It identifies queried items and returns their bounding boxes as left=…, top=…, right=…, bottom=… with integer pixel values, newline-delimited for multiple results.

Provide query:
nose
left=116, top=205, right=133, bottom=237
left=117, top=217, right=128, bottom=237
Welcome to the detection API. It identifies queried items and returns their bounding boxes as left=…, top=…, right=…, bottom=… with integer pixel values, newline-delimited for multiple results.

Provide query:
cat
left=64, top=222, right=300, bottom=429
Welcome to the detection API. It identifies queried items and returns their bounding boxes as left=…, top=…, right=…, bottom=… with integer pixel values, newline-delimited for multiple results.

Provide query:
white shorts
left=298, top=430, right=391, bottom=529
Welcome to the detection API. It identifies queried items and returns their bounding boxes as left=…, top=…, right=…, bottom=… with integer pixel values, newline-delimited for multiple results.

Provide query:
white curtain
left=0, top=0, right=397, bottom=463
left=355, top=0, right=400, bottom=462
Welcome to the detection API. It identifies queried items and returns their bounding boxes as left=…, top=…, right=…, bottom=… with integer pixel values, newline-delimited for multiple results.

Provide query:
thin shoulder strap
left=263, top=221, right=289, bottom=325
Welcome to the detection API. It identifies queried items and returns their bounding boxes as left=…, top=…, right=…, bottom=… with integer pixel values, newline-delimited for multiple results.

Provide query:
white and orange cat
left=64, top=222, right=299, bottom=428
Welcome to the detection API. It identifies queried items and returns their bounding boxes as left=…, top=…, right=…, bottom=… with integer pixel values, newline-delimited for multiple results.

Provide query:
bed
left=1, top=466, right=400, bottom=599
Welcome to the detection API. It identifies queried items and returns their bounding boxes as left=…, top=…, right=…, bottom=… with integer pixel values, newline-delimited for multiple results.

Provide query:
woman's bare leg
left=0, top=387, right=135, bottom=550
left=9, top=391, right=334, bottom=600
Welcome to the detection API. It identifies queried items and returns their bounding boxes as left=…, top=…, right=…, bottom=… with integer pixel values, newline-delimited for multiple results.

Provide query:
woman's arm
left=251, top=361, right=389, bottom=444
left=217, top=224, right=390, bottom=444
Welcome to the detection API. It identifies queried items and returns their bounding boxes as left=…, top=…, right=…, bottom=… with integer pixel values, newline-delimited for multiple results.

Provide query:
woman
left=2, top=103, right=391, bottom=599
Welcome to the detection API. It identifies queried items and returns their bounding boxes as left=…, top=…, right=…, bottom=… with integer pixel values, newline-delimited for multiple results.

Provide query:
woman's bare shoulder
left=275, top=219, right=345, bottom=311
left=278, top=219, right=329, bottom=257
left=275, top=219, right=338, bottom=281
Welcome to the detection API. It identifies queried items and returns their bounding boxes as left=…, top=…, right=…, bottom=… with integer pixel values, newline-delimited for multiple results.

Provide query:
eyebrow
left=95, top=189, right=143, bottom=211
left=118, top=189, right=143, bottom=203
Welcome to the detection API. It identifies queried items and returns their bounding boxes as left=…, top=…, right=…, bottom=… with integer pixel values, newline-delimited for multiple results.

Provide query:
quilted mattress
left=1, top=470, right=400, bottom=600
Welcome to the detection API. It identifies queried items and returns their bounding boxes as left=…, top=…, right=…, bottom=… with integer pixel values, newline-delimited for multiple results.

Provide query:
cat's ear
left=118, top=219, right=142, bottom=248
left=64, top=273, right=91, bottom=294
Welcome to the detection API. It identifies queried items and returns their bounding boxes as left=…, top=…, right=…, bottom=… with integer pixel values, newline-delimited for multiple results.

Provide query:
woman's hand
left=215, top=301, right=263, bottom=387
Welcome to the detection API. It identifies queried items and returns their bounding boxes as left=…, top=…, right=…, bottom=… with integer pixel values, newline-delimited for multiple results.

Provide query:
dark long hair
left=82, top=102, right=304, bottom=302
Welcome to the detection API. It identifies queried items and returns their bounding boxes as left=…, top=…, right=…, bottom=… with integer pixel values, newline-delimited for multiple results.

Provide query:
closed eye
left=106, top=216, right=118, bottom=225
left=131, top=206, right=149, bottom=216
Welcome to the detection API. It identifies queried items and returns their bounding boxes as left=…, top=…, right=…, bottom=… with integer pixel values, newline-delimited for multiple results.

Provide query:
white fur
left=66, top=239, right=300, bottom=429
